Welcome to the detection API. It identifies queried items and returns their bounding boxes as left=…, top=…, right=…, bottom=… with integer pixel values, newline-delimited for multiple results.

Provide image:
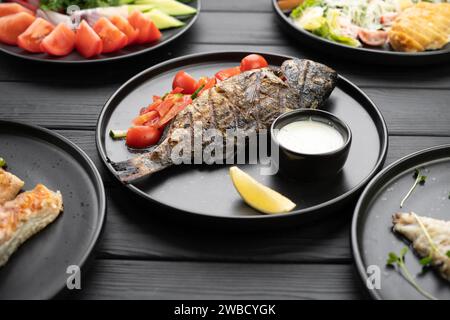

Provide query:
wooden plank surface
left=0, top=0, right=449, bottom=300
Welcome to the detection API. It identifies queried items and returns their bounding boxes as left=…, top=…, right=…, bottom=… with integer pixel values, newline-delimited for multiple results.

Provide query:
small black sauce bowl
left=270, top=109, right=352, bottom=181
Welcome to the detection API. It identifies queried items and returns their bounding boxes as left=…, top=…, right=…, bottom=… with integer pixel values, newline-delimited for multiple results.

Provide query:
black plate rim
left=272, top=0, right=450, bottom=59
left=0, top=119, right=107, bottom=299
left=0, top=0, right=200, bottom=64
left=351, top=143, right=450, bottom=300
left=96, top=50, right=388, bottom=221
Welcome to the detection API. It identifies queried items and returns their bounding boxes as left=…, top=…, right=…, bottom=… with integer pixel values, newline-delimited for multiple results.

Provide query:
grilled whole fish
left=393, top=212, right=450, bottom=281
left=113, top=59, right=338, bottom=182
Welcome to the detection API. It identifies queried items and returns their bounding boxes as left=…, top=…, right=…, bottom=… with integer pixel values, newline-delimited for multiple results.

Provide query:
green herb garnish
left=0, top=157, right=6, bottom=168
left=446, top=251, right=450, bottom=258
left=191, top=84, right=205, bottom=100
left=387, top=247, right=436, bottom=300
left=400, top=169, right=427, bottom=208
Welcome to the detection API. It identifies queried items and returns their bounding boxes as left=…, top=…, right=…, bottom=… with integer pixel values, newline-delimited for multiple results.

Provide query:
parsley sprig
left=387, top=247, right=436, bottom=300
left=400, top=169, right=427, bottom=208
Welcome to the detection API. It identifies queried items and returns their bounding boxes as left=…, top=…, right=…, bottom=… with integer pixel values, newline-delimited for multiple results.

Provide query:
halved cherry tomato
left=75, top=20, right=102, bottom=58
left=126, top=125, right=162, bottom=148
left=172, top=70, right=197, bottom=94
left=132, top=110, right=159, bottom=126
left=17, top=17, right=54, bottom=53
left=240, top=54, right=268, bottom=71
left=0, top=3, right=33, bottom=17
left=215, top=66, right=241, bottom=81
left=40, top=23, right=75, bottom=56
left=93, top=17, right=127, bottom=53
left=158, top=95, right=192, bottom=127
left=128, top=10, right=161, bottom=45
left=358, top=29, right=388, bottom=47
left=171, top=87, right=184, bottom=94
left=109, top=15, right=138, bottom=46
left=0, top=12, right=35, bottom=45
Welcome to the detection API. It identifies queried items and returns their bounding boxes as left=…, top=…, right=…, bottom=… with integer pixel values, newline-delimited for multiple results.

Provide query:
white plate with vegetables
left=273, top=0, right=450, bottom=65
left=0, top=0, right=199, bottom=63
left=352, top=144, right=450, bottom=300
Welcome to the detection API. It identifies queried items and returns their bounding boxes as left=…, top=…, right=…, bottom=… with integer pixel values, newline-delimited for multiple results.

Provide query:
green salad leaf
left=290, top=0, right=323, bottom=19
left=40, top=0, right=123, bottom=11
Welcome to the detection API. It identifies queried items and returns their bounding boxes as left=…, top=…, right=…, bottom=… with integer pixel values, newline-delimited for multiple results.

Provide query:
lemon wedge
left=229, top=166, right=296, bottom=214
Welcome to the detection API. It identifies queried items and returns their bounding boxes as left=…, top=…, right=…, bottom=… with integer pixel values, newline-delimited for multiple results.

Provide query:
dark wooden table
left=1, top=0, right=449, bottom=300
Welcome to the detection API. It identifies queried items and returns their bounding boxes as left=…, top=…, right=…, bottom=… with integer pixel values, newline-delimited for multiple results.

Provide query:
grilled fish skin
left=0, top=168, right=24, bottom=205
left=393, top=212, right=450, bottom=281
left=113, top=59, right=338, bottom=182
left=0, top=184, right=63, bottom=267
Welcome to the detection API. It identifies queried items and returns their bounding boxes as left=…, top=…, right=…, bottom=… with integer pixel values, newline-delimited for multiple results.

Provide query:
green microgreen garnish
left=400, top=169, right=427, bottom=208
left=191, top=84, right=205, bottom=100
left=386, top=247, right=436, bottom=300
left=446, top=251, right=450, bottom=258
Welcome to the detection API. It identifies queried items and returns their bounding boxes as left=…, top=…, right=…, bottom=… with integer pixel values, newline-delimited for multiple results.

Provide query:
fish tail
left=111, top=155, right=169, bottom=183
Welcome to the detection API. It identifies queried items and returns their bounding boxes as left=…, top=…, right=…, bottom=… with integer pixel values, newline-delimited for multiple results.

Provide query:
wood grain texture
left=68, top=260, right=363, bottom=300
left=203, top=0, right=273, bottom=13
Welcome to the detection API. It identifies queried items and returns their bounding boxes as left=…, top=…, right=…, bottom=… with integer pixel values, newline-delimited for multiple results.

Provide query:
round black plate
left=352, top=145, right=450, bottom=300
left=96, top=51, right=388, bottom=225
left=0, top=120, right=106, bottom=299
left=0, top=0, right=199, bottom=64
left=272, top=0, right=450, bottom=65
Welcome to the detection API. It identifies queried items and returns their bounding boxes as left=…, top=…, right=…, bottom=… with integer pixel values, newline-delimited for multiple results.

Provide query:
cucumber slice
left=144, top=9, right=185, bottom=29
left=110, top=130, right=127, bottom=140
left=127, top=4, right=155, bottom=13
left=135, top=0, right=197, bottom=16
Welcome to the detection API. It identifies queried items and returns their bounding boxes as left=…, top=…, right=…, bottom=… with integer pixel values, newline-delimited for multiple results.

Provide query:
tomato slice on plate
left=240, top=54, right=268, bottom=71
left=0, top=3, right=33, bottom=17
left=158, top=95, right=192, bottom=127
left=172, top=71, right=197, bottom=94
left=128, top=10, right=161, bottom=45
left=93, top=17, right=127, bottom=53
left=17, top=17, right=54, bottom=53
left=0, top=12, right=35, bottom=45
left=40, top=23, right=75, bottom=56
left=132, top=110, right=159, bottom=126
left=126, top=126, right=162, bottom=148
left=109, top=15, right=138, bottom=46
left=215, top=66, right=241, bottom=81
left=75, top=20, right=102, bottom=58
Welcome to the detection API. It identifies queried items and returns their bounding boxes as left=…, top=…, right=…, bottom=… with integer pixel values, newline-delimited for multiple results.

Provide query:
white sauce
left=277, top=119, right=344, bottom=154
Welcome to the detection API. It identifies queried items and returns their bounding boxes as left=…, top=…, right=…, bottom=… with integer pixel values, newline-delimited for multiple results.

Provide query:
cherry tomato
left=128, top=10, right=161, bottom=45
left=0, top=3, right=33, bottom=18
left=215, top=66, right=241, bottom=81
left=109, top=15, right=138, bottom=46
left=75, top=20, right=102, bottom=58
left=40, top=23, right=75, bottom=56
left=172, top=71, right=197, bottom=94
left=240, top=54, right=268, bottom=71
left=126, top=126, right=162, bottom=148
left=93, top=17, right=127, bottom=53
left=17, top=17, right=54, bottom=53
left=0, top=12, right=35, bottom=45
left=358, top=29, right=388, bottom=47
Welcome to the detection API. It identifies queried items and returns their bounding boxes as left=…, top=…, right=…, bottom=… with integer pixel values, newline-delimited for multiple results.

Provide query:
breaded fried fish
left=393, top=212, right=450, bottom=281
left=0, top=184, right=63, bottom=267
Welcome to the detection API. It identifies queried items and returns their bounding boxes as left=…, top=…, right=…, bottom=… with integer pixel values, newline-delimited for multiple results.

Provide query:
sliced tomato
left=171, top=87, right=184, bottom=94
left=75, top=20, right=102, bottom=58
left=0, top=3, right=33, bottom=17
left=156, top=98, right=176, bottom=117
left=128, top=10, right=161, bottom=44
left=172, top=70, right=197, bottom=94
left=0, top=12, right=35, bottom=45
left=17, top=17, right=53, bottom=53
left=109, top=15, right=138, bottom=46
left=240, top=54, right=268, bottom=71
left=140, top=99, right=162, bottom=115
left=132, top=110, right=159, bottom=126
left=358, top=29, right=388, bottom=47
left=40, top=23, right=75, bottom=56
left=158, top=95, right=192, bottom=128
left=198, top=77, right=216, bottom=96
left=126, top=125, right=162, bottom=148
left=93, top=17, right=127, bottom=53
left=215, top=66, right=241, bottom=81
